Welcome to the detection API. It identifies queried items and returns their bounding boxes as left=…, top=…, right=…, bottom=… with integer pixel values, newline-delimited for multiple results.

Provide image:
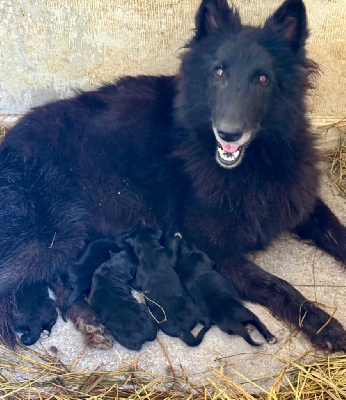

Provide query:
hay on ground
left=0, top=344, right=346, bottom=399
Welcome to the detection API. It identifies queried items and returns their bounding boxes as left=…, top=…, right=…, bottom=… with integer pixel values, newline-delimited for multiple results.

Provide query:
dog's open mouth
left=216, top=142, right=243, bottom=167
left=212, top=126, right=252, bottom=169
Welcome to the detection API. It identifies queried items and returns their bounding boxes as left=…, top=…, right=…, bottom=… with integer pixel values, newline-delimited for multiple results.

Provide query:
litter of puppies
left=13, top=224, right=276, bottom=351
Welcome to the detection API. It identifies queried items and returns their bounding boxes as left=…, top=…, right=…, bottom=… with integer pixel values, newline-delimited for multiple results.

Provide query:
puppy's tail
left=0, top=295, right=19, bottom=349
left=180, top=325, right=210, bottom=347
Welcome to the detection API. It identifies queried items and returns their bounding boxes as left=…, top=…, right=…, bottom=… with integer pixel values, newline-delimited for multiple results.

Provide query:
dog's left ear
left=195, top=0, right=241, bottom=39
left=264, top=0, right=308, bottom=51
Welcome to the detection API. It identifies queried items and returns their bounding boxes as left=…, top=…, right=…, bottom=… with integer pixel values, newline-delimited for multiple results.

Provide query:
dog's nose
left=218, top=130, right=243, bottom=142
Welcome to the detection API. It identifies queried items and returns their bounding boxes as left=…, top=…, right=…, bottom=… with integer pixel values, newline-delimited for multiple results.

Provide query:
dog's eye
left=214, top=67, right=224, bottom=78
left=258, top=74, right=268, bottom=86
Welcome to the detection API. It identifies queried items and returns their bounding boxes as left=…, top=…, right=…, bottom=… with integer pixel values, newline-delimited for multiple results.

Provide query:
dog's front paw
left=299, top=304, right=346, bottom=353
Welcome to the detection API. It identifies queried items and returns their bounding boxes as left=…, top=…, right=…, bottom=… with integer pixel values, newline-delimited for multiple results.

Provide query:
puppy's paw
left=266, top=334, right=278, bottom=344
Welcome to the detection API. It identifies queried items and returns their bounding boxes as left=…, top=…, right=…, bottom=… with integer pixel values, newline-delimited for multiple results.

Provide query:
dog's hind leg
left=293, top=197, right=346, bottom=265
left=217, top=257, right=346, bottom=352
left=0, top=155, right=89, bottom=346
left=50, top=274, right=114, bottom=349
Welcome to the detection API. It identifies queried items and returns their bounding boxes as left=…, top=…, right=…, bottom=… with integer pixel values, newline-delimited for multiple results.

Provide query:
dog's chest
left=180, top=186, right=302, bottom=259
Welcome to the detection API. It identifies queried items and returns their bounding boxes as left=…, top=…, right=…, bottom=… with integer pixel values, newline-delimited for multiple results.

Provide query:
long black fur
left=0, top=0, right=345, bottom=350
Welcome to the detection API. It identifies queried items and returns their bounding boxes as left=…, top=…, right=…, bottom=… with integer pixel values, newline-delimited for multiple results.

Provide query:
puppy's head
left=126, top=227, right=163, bottom=255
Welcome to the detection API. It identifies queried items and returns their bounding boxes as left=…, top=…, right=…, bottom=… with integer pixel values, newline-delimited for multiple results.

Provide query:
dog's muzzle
left=213, top=126, right=252, bottom=169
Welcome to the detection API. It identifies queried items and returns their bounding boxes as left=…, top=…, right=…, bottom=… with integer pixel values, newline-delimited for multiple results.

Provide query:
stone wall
left=0, top=0, right=345, bottom=116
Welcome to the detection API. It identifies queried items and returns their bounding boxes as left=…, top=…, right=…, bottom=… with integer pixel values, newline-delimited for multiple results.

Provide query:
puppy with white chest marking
left=127, top=227, right=210, bottom=347
left=89, top=249, right=158, bottom=351
left=176, top=241, right=277, bottom=346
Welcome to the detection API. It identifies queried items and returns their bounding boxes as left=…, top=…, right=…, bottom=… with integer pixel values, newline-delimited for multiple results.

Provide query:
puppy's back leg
left=244, top=313, right=277, bottom=344
left=180, top=325, right=210, bottom=346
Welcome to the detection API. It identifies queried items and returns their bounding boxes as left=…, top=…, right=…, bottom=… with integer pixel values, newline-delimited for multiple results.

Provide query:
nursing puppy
left=128, top=227, right=210, bottom=346
left=89, top=249, right=158, bottom=351
left=61, top=238, right=119, bottom=319
left=12, top=282, right=58, bottom=346
left=176, top=242, right=277, bottom=346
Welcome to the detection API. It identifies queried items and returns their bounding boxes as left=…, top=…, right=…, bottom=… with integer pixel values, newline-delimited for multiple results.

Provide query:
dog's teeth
left=218, top=147, right=240, bottom=162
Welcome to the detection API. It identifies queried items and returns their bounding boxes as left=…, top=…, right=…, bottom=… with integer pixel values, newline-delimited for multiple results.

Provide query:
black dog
left=61, top=238, right=119, bottom=319
left=89, top=249, right=158, bottom=351
left=0, top=0, right=345, bottom=351
left=128, top=227, right=210, bottom=346
left=176, top=241, right=277, bottom=346
left=12, top=282, right=58, bottom=346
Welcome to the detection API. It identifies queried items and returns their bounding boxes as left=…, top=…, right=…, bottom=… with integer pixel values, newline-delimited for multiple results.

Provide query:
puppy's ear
left=264, top=0, right=308, bottom=51
left=195, top=0, right=241, bottom=39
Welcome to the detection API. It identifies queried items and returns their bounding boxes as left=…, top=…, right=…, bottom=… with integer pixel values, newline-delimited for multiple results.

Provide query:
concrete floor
left=30, top=172, right=346, bottom=393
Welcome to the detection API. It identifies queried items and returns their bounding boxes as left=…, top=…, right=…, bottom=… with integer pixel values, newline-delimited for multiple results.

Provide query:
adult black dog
left=89, top=249, right=158, bottom=351
left=176, top=241, right=276, bottom=346
left=0, top=0, right=345, bottom=350
left=128, top=227, right=210, bottom=346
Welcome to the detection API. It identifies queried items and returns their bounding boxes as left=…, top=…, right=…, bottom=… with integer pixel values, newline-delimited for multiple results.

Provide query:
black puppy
left=12, top=282, right=58, bottom=346
left=176, top=241, right=277, bottom=346
left=128, top=227, right=210, bottom=346
left=61, top=238, right=119, bottom=319
left=89, top=249, right=158, bottom=351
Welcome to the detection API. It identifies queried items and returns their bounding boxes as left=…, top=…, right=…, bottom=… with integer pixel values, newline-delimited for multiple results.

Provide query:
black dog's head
left=175, top=0, right=314, bottom=169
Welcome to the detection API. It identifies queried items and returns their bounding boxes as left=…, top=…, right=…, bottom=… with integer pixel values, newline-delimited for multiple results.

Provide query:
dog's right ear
left=264, top=0, right=308, bottom=52
left=195, top=0, right=241, bottom=39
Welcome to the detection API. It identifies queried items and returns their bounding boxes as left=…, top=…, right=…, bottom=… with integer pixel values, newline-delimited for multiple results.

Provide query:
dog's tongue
left=221, top=143, right=239, bottom=153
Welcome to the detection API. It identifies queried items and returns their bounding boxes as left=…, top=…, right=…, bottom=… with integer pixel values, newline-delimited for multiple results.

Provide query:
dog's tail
left=180, top=325, right=210, bottom=347
left=0, top=295, right=19, bottom=349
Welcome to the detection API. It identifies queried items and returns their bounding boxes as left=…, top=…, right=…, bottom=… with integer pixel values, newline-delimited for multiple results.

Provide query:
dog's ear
left=264, top=0, right=308, bottom=51
left=195, top=0, right=241, bottom=39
